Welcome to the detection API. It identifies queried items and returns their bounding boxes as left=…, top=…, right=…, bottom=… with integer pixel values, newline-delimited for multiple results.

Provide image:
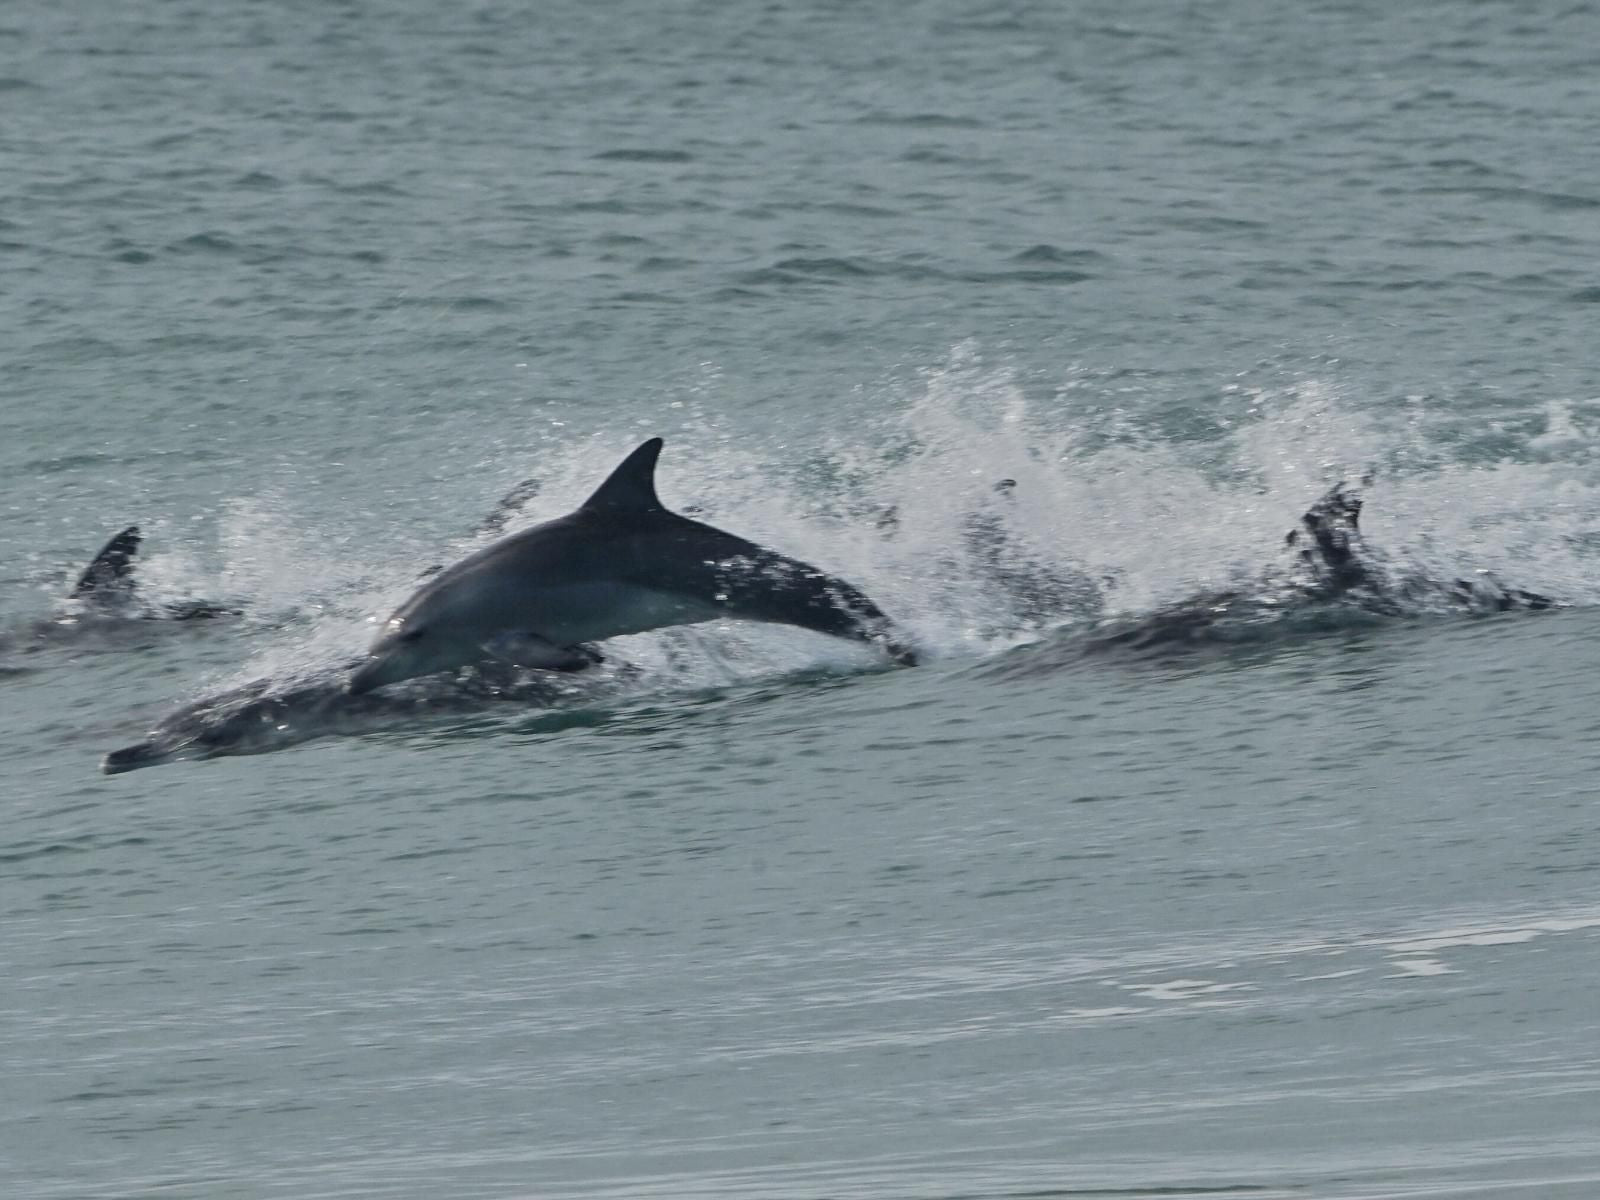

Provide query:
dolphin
left=1086, top=481, right=1555, bottom=652
left=347, top=438, right=918, bottom=694
left=99, top=474, right=1561, bottom=772
left=100, top=660, right=599, bottom=774
left=66, top=526, right=238, bottom=620
left=0, top=527, right=236, bottom=667
left=70, top=526, right=143, bottom=608
left=1283, top=481, right=1553, bottom=613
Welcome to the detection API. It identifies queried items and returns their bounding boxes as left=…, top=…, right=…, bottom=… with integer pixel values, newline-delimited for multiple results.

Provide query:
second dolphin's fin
left=70, top=526, right=142, bottom=604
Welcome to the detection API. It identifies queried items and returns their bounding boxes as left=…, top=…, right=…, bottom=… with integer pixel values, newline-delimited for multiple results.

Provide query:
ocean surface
left=5, top=0, right=1600, bottom=1196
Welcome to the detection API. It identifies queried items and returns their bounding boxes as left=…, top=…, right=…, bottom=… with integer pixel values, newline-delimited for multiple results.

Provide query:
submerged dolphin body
left=346, top=438, right=918, bottom=694
left=100, top=662, right=596, bottom=774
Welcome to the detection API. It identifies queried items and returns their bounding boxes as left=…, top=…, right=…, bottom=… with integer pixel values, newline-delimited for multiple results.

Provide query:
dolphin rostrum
left=346, top=438, right=918, bottom=694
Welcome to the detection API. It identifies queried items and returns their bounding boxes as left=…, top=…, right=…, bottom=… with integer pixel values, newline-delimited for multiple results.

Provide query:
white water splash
left=115, top=347, right=1600, bottom=698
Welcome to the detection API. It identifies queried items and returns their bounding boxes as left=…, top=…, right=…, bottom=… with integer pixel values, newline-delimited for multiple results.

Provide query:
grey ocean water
left=5, top=0, right=1600, bottom=1196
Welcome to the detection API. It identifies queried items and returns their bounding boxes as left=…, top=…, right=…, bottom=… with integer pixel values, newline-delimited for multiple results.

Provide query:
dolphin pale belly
left=347, top=439, right=918, bottom=694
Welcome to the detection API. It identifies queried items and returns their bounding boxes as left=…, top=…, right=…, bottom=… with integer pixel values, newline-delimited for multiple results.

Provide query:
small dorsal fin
left=71, top=526, right=142, bottom=601
left=580, top=438, right=666, bottom=513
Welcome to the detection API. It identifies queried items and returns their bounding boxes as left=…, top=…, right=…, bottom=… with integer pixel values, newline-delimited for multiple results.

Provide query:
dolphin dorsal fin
left=580, top=438, right=666, bottom=513
left=71, top=525, right=142, bottom=601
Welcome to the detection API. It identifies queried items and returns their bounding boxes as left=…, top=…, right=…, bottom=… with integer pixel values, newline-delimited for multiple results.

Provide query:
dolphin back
left=586, top=437, right=918, bottom=664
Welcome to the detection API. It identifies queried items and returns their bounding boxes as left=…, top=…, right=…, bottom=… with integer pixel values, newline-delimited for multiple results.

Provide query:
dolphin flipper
left=483, top=632, right=605, bottom=672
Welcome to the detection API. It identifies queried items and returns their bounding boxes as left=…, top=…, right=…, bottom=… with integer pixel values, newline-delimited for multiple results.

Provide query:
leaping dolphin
left=346, top=438, right=919, bottom=694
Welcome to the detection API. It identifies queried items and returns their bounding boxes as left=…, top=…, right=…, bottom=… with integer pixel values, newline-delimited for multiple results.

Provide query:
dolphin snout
left=101, top=741, right=162, bottom=775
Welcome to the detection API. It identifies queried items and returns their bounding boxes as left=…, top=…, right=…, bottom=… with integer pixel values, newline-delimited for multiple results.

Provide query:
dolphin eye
left=398, top=627, right=425, bottom=644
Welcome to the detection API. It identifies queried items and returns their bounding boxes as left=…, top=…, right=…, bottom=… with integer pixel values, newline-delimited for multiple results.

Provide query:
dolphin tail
left=585, top=438, right=919, bottom=664
left=715, top=550, right=919, bottom=665
left=70, top=526, right=142, bottom=604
